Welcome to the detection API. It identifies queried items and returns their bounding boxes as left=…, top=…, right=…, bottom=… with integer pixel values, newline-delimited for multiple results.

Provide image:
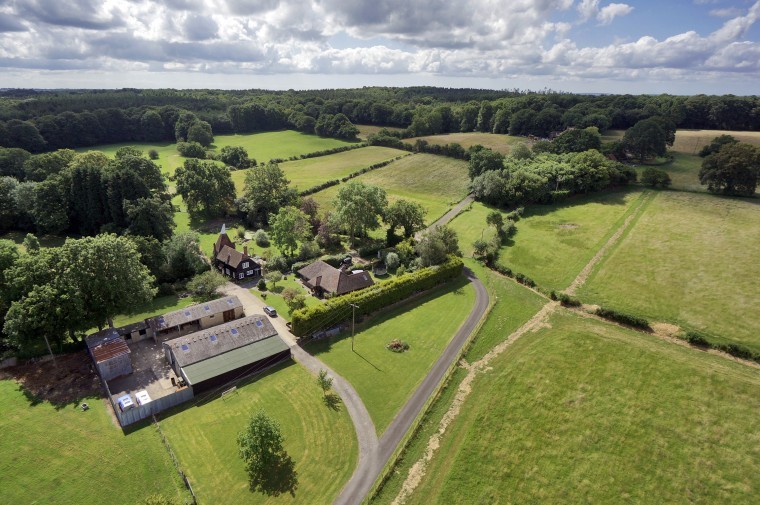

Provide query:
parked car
left=263, top=306, right=277, bottom=317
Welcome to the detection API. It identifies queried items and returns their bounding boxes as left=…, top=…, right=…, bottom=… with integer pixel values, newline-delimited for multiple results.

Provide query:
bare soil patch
left=0, top=351, right=102, bottom=407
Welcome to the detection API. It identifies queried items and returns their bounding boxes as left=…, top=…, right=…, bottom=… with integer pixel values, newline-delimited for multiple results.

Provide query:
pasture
left=0, top=380, right=186, bottom=504
left=231, top=146, right=405, bottom=194
left=159, top=361, right=357, bottom=505
left=211, top=130, right=359, bottom=163
left=405, top=132, right=525, bottom=155
left=579, top=191, right=760, bottom=352
left=310, top=154, right=470, bottom=225
left=308, top=276, right=476, bottom=434
left=356, top=124, right=405, bottom=140
left=449, top=190, right=646, bottom=291
left=386, top=311, right=760, bottom=505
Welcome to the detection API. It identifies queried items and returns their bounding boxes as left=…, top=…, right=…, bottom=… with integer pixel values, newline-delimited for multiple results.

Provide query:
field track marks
left=565, top=191, right=652, bottom=296
left=391, top=301, right=557, bottom=505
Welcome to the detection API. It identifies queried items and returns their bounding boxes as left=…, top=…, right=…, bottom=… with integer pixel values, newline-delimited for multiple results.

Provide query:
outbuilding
left=85, top=328, right=132, bottom=381
left=145, top=296, right=244, bottom=342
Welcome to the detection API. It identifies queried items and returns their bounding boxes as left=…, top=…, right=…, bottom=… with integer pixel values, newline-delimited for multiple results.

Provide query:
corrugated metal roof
left=91, top=338, right=130, bottom=363
left=85, top=328, right=120, bottom=350
left=165, top=315, right=279, bottom=368
left=181, top=335, right=290, bottom=385
left=146, top=296, right=242, bottom=332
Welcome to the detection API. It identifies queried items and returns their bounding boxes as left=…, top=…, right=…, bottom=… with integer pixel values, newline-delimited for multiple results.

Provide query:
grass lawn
left=405, top=132, right=526, bottom=155
left=310, top=153, right=470, bottom=225
left=391, top=310, right=760, bottom=505
left=445, top=201, right=503, bottom=257
left=231, top=146, right=405, bottom=194
left=250, top=276, right=321, bottom=322
left=308, top=276, right=475, bottom=434
left=449, top=189, right=646, bottom=292
left=0, top=380, right=186, bottom=504
left=356, top=124, right=405, bottom=140
left=640, top=152, right=705, bottom=192
left=158, top=361, right=357, bottom=505
left=111, top=294, right=196, bottom=327
left=210, top=130, right=360, bottom=163
left=579, top=190, right=760, bottom=351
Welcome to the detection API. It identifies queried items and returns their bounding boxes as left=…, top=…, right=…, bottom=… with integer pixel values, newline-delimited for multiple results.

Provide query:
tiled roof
left=298, top=260, right=374, bottom=295
left=216, top=244, right=251, bottom=269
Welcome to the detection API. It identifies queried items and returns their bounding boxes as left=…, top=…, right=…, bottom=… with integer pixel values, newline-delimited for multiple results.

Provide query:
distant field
left=0, top=380, right=186, bottom=504
left=309, top=277, right=475, bottom=434
left=211, top=130, right=359, bottom=163
left=356, top=124, right=405, bottom=140
left=390, top=311, right=760, bottom=505
left=231, top=146, right=405, bottom=194
left=159, top=361, right=357, bottom=505
left=310, top=153, right=470, bottom=224
left=579, top=191, right=760, bottom=351
left=448, top=190, right=645, bottom=292
left=643, top=152, right=705, bottom=192
left=406, top=132, right=525, bottom=155
left=672, top=129, right=760, bottom=154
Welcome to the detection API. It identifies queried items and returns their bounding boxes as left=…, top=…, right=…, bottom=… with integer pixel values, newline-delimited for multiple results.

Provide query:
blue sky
left=0, top=0, right=759, bottom=94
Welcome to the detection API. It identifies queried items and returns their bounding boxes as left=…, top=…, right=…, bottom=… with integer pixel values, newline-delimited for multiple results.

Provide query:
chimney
left=244, top=245, right=248, bottom=256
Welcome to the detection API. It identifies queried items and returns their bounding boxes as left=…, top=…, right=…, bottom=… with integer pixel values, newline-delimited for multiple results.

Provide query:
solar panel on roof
left=230, top=328, right=239, bottom=335
left=255, top=320, right=263, bottom=328
left=185, top=310, right=191, bottom=317
left=204, top=305, right=210, bottom=311
left=210, top=335, right=218, bottom=342
left=227, top=298, right=234, bottom=304
left=181, top=344, right=190, bottom=352
left=158, top=316, right=165, bottom=324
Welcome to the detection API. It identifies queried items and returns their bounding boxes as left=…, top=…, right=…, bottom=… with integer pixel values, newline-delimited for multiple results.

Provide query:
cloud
left=182, top=14, right=218, bottom=41
left=0, top=13, right=26, bottom=33
left=577, top=0, right=600, bottom=21
left=710, top=8, right=743, bottom=18
left=18, top=0, right=124, bottom=30
left=597, top=3, right=633, bottom=25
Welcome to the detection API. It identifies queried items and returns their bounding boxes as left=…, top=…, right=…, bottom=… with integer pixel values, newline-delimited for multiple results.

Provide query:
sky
left=0, top=0, right=759, bottom=94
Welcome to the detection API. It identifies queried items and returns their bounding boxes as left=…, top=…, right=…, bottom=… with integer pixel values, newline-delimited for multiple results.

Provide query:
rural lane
left=415, top=194, right=475, bottom=241
left=222, top=265, right=489, bottom=505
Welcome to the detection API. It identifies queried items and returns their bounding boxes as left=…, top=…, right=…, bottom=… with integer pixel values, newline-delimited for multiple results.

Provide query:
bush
left=358, top=241, right=385, bottom=258
left=385, top=252, right=400, bottom=271
left=298, top=240, right=322, bottom=261
left=492, top=263, right=513, bottom=277
left=291, top=257, right=463, bottom=337
left=321, top=253, right=348, bottom=268
left=720, top=343, right=754, bottom=360
left=176, top=141, right=206, bottom=159
left=254, top=229, right=270, bottom=247
left=641, top=167, right=672, bottom=188
left=157, top=282, right=175, bottom=296
left=300, top=179, right=340, bottom=196
left=290, top=260, right=311, bottom=274
left=257, top=278, right=267, bottom=291
left=267, top=255, right=289, bottom=273
left=386, top=339, right=410, bottom=353
left=148, top=149, right=159, bottom=160
left=505, top=207, right=524, bottom=221
left=236, top=225, right=246, bottom=239
left=685, top=331, right=710, bottom=347
left=595, top=307, right=650, bottom=330
left=556, top=292, right=581, bottom=307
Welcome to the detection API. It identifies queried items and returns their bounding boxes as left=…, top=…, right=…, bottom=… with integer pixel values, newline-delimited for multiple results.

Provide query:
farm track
left=415, top=194, right=475, bottom=241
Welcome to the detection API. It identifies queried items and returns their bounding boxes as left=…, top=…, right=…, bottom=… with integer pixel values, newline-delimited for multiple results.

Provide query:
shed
left=145, top=296, right=244, bottom=342
left=86, top=328, right=132, bottom=381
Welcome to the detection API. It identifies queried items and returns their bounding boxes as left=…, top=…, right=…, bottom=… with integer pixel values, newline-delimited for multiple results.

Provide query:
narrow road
left=415, top=194, right=474, bottom=241
left=334, top=268, right=489, bottom=505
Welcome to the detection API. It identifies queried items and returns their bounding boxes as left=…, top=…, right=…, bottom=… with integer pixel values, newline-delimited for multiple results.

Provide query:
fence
left=100, top=375, right=194, bottom=427
left=154, top=414, right=198, bottom=504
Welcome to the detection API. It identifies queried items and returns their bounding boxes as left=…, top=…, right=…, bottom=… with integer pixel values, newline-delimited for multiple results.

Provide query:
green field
left=579, top=191, right=760, bottom=351
left=310, top=154, right=470, bottom=225
left=389, top=311, right=760, bottom=505
left=211, top=130, right=359, bottom=163
left=159, top=361, right=357, bottom=505
left=308, top=276, right=476, bottom=434
left=406, top=132, right=525, bottom=155
left=356, top=124, right=405, bottom=140
left=445, top=202, right=503, bottom=257
left=0, top=380, right=186, bottom=504
left=450, top=190, right=645, bottom=291
left=231, top=146, right=405, bottom=194
left=250, top=276, right=322, bottom=322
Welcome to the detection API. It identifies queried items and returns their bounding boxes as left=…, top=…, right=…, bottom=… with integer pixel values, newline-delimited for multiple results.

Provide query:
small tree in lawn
left=237, top=410, right=297, bottom=496
left=316, top=369, right=333, bottom=396
left=282, top=287, right=306, bottom=312
left=187, top=270, right=227, bottom=302
left=265, top=270, right=283, bottom=290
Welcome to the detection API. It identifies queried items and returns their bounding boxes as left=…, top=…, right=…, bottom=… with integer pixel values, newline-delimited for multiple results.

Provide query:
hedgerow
left=595, top=307, right=650, bottom=330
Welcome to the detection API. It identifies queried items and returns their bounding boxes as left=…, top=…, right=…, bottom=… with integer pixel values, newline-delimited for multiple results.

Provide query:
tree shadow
left=250, top=453, right=299, bottom=497
left=323, top=392, right=342, bottom=411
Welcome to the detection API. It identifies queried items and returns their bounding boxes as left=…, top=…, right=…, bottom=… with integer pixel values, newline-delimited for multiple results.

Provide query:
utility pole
left=350, top=304, right=359, bottom=351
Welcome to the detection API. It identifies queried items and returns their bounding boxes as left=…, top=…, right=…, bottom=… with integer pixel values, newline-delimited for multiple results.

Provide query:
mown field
left=0, top=380, right=187, bottom=504
left=309, top=276, right=476, bottom=434
left=382, top=310, right=760, bottom=505
left=405, top=132, right=525, bottom=155
left=231, top=146, right=405, bottom=194
left=579, top=191, right=760, bottom=351
left=212, top=130, right=359, bottom=163
left=159, top=361, right=357, bottom=505
left=249, top=277, right=322, bottom=322
left=355, top=124, right=405, bottom=140
left=310, top=153, right=470, bottom=225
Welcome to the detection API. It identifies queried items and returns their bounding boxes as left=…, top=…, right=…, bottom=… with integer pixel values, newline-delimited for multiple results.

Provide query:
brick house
left=212, top=224, right=261, bottom=281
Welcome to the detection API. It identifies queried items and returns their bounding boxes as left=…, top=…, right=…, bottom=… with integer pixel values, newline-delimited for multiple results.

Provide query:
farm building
left=163, top=315, right=291, bottom=394
left=85, top=329, right=132, bottom=381
left=213, top=224, right=262, bottom=280
left=145, top=295, right=244, bottom=342
left=297, top=260, right=375, bottom=298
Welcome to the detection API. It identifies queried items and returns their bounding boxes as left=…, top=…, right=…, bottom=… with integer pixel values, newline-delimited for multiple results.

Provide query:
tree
left=640, top=167, right=672, bottom=189
left=187, top=270, right=227, bottom=302
left=22, top=149, right=76, bottom=182
left=385, top=200, right=426, bottom=239
left=0, top=147, right=31, bottom=178
left=22, top=233, right=40, bottom=253
left=241, top=162, right=299, bottom=227
left=162, top=232, right=208, bottom=281
left=140, top=110, right=165, bottom=142
left=330, top=181, right=387, bottom=245
left=551, top=128, right=601, bottom=154
left=254, top=229, right=270, bottom=247
left=176, top=141, right=206, bottom=159
left=623, top=118, right=667, bottom=162
left=316, top=369, right=333, bottom=395
left=237, top=410, right=297, bottom=496
left=467, top=147, right=504, bottom=179
left=384, top=252, right=400, bottom=271
left=416, top=225, right=461, bottom=267
left=270, top=206, right=309, bottom=257
left=282, top=288, right=307, bottom=312
left=125, top=196, right=176, bottom=241
left=187, top=120, right=214, bottom=147
left=699, top=142, right=760, bottom=196
left=486, top=210, right=504, bottom=234
left=32, top=175, right=70, bottom=234
left=175, top=159, right=235, bottom=217
left=698, top=134, right=738, bottom=157
left=0, top=177, right=19, bottom=230
left=265, top=270, right=283, bottom=289
left=220, top=145, right=251, bottom=169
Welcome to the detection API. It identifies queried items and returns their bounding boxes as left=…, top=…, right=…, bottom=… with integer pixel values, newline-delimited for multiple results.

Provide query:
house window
left=239, top=273, right=244, bottom=279
left=243, top=262, right=249, bottom=268
left=247, top=270, right=254, bottom=275
left=138, top=329, right=146, bottom=336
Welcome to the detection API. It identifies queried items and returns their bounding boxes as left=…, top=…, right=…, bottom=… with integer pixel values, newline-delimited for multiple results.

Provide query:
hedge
left=681, top=331, right=760, bottom=363
left=595, top=307, right=650, bottom=330
left=291, top=256, right=464, bottom=338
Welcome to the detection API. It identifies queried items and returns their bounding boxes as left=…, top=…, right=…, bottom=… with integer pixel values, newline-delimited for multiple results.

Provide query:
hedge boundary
left=291, top=257, right=464, bottom=338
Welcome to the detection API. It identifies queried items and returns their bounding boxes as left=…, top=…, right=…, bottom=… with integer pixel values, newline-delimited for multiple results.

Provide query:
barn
left=163, top=315, right=291, bottom=394
left=145, top=296, right=244, bottom=342
left=85, top=329, right=132, bottom=381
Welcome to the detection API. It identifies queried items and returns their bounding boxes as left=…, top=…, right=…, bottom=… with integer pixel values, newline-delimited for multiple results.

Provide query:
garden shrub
left=386, top=339, right=410, bottom=353
left=290, top=260, right=311, bottom=274
left=556, top=292, right=581, bottom=307
left=257, top=278, right=267, bottom=291
left=685, top=331, right=710, bottom=347
left=267, top=255, right=289, bottom=273
left=253, top=229, right=270, bottom=247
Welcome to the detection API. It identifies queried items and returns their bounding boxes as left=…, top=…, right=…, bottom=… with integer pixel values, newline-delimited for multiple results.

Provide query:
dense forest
left=1, top=88, right=759, bottom=153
